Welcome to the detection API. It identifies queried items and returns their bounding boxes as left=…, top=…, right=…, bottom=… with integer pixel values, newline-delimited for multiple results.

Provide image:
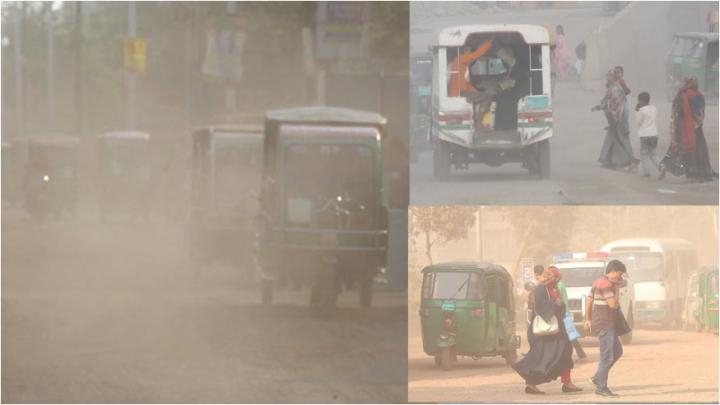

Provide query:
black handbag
left=615, top=307, right=632, bottom=336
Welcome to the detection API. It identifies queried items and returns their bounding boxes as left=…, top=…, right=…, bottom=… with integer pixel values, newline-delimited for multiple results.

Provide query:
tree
left=409, top=206, right=476, bottom=266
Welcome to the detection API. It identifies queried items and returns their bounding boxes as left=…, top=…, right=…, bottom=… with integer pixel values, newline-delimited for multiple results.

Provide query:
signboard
left=520, top=257, right=535, bottom=284
left=124, top=38, right=146, bottom=74
left=202, top=28, right=246, bottom=82
left=315, top=2, right=369, bottom=60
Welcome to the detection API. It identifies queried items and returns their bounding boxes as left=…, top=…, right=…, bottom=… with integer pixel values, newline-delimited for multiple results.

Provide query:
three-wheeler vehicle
left=96, top=131, right=152, bottom=219
left=23, top=135, right=80, bottom=221
left=257, top=107, right=389, bottom=312
left=187, top=125, right=263, bottom=279
left=419, top=262, right=520, bottom=370
left=682, top=265, right=719, bottom=333
left=666, top=32, right=718, bottom=101
left=430, top=24, right=553, bottom=180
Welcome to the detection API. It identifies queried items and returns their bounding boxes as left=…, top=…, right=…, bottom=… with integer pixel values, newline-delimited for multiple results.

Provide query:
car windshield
left=284, top=143, right=375, bottom=229
left=610, top=252, right=663, bottom=282
left=432, top=272, right=478, bottom=300
left=558, top=266, right=606, bottom=288
left=213, top=137, right=261, bottom=216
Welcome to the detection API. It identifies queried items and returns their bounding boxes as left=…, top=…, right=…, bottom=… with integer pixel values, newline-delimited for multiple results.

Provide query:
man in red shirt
left=584, top=260, right=627, bottom=397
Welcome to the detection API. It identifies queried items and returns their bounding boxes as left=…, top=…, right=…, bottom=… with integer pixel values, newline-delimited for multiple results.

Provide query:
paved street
left=2, top=216, right=407, bottom=403
left=408, top=318, right=719, bottom=403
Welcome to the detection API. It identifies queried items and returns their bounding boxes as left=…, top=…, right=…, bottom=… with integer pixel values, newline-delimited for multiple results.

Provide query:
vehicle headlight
left=42, top=175, right=50, bottom=182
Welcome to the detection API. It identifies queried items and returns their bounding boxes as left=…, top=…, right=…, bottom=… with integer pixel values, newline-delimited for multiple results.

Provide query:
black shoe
left=596, top=388, right=619, bottom=397
left=658, top=164, right=667, bottom=180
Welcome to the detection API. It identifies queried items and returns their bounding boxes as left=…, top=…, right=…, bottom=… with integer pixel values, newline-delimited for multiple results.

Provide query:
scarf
left=681, top=87, right=700, bottom=152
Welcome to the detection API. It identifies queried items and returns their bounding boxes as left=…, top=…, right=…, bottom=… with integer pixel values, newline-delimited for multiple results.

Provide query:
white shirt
left=635, top=104, right=658, bottom=137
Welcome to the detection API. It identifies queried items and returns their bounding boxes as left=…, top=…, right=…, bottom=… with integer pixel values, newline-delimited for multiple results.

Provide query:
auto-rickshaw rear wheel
left=503, top=348, right=517, bottom=365
left=437, top=347, right=453, bottom=370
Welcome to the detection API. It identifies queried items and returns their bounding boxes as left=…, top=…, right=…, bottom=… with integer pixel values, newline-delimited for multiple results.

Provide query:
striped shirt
left=591, top=276, right=617, bottom=334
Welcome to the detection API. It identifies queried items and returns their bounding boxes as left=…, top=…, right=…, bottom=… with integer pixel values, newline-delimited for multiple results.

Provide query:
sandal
left=525, top=385, right=546, bottom=395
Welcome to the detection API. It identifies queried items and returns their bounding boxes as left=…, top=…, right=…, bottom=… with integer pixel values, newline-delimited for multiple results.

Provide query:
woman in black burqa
left=512, top=268, right=576, bottom=394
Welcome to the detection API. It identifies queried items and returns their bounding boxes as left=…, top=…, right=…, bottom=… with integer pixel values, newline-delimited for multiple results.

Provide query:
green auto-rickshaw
left=420, top=262, right=521, bottom=370
left=257, top=107, right=389, bottom=312
left=187, top=125, right=264, bottom=279
left=24, top=135, right=79, bottom=221
left=683, top=265, right=719, bottom=333
left=96, top=131, right=152, bottom=219
left=666, top=32, right=718, bottom=100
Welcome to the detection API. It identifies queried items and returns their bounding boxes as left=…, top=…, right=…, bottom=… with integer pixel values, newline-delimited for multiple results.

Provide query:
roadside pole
left=46, top=4, right=55, bottom=130
left=13, top=3, right=24, bottom=136
left=225, top=1, right=237, bottom=115
left=127, top=1, right=137, bottom=130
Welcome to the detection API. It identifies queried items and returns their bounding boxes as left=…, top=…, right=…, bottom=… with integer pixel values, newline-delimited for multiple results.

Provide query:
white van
left=430, top=24, right=553, bottom=180
left=551, top=252, right=634, bottom=343
left=601, top=239, right=698, bottom=328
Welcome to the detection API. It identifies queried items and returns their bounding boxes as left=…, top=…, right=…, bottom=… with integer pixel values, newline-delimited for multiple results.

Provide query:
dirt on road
left=408, top=318, right=718, bottom=403
left=2, top=216, right=407, bottom=403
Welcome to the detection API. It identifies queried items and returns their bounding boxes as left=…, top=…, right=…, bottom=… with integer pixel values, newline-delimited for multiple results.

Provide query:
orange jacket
left=448, top=39, right=493, bottom=97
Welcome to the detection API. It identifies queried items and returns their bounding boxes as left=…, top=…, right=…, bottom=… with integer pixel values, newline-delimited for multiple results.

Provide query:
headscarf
left=541, top=268, right=561, bottom=299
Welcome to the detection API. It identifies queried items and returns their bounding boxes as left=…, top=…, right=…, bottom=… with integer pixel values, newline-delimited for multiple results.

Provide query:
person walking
left=448, top=39, right=494, bottom=97
left=593, top=70, right=635, bottom=170
left=660, top=76, right=718, bottom=182
left=635, top=91, right=661, bottom=178
left=553, top=25, right=569, bottom=79
left=584, top=260, right=627, bottom=397
left=550, top=266, right=587, bottom=360
left=512, top=268, right=579, bottom=395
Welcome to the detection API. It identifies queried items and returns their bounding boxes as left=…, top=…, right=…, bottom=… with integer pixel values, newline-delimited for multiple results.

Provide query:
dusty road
left=2, top=213, right=407, bottom=403
left=409, top=4, right=719, bottom=205
left=408, top=318, right=718, bottom=403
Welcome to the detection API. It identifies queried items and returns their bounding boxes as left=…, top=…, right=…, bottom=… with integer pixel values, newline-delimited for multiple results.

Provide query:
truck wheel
left=261, top=279, right=274, bottom=306
left=439, top=347, right=453, bottom=370
left=433, top=141, right=451, bottom=181
left=311, top=265, right=338, bottom=317
left=504, top=348, right=517, bottom=365
left=537, top=139, right=551, bottom=179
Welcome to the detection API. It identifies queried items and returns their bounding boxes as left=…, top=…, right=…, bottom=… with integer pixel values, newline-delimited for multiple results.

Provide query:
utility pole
left=75, top=2, right=83, bottom=136
left=12, top=3, right=24, bottom=136
left=46, top=3, right=55, bottom=130
left=475, top=208, right=483, bottom=260
left=127, top=1, right=137, bottom=130
left=225, top=1, right=237, bottom=116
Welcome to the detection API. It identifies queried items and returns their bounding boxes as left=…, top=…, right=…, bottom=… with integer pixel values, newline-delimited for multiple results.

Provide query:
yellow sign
left=124, top=38, right=146, bottom=74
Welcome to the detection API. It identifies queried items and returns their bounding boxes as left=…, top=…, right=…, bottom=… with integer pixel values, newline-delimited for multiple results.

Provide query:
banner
left=124, top=38, right=146, bottom=74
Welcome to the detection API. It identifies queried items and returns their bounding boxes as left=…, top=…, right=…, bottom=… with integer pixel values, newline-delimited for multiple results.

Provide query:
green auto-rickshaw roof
left=674, top=32, right=719, bottom=42
left=421, top=261, right=511, bottom=278
left=27, top=134, right=80, bottom=147
left=265, top=106, right=387, bottom=127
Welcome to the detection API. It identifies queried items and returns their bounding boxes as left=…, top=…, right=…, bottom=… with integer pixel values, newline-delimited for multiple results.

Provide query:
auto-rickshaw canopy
left=421, top=261, right=511, bottom=278
left=98, top=131, right=150, bottom=141
left=265, top=106, right=387, bottom=129
left=28, top=134, right=80, bottom=148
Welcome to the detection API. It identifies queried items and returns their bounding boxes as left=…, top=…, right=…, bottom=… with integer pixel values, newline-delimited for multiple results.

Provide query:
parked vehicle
left=419, top=262, right=520, bottom=370
left=23, top=135, right=79, bottom=221
left=666, top=32, right=718, bottom=101
left=257, top=107, right=389, bottom=313
left=551, top=251, right=634, bottom=344
left=411, top=52, right=433, bottom=162
left=96, top=131, right=152, bottom=219
left=430, top=24, right=553, bottom=179
left=682, top=265, right=719, bottom=333
left=601, top=238, right=697, bottom=328
left=187, top=125, right=263, bottom=278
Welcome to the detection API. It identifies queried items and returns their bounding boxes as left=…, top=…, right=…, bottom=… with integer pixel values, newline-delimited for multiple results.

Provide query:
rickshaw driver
left=448, top=38, right=495, bottom=97
left=494, top=46, right=531, bottom=130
